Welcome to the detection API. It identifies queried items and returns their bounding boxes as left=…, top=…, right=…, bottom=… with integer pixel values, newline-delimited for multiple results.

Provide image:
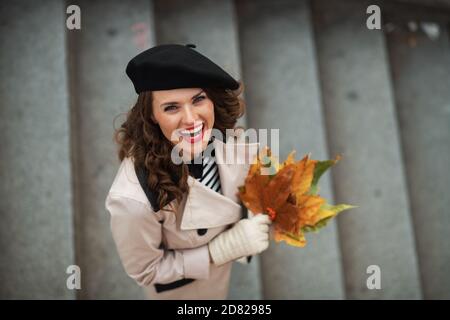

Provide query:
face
left=152, top=88, right=214, bottom=160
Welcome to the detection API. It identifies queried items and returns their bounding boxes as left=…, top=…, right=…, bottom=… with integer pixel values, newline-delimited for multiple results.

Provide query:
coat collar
left=134, top=132, right=260, bottom=230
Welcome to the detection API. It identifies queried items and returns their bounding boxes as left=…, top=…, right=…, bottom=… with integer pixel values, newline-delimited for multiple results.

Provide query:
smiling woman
left=114, top=84, right=245, bottom=213
left=105, top=44, right=271, bottom=300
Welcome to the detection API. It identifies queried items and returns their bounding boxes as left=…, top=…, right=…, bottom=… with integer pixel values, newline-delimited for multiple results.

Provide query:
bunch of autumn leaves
left=238, top=147, right=356, bottom=247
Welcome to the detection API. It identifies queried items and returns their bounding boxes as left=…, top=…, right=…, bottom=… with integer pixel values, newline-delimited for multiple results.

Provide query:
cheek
left=204, top=101, right=215, bottom=124
left=156, top=115, right=179, bottom=141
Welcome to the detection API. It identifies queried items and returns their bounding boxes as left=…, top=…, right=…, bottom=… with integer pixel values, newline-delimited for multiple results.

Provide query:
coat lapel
left=135, top=134, right=260, bottom=230
left=213, top=137, right=259, bottom=203
left=179, top=136, right=259, bottom=230
left=180, top=175, right=242, bottom=230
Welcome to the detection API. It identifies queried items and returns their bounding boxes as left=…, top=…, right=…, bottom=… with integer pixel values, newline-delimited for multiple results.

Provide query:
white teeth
left=180, top=124, right=203, bottom=137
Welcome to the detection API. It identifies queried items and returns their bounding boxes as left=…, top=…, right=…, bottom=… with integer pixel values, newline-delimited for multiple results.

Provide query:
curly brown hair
left=113, top=82, right=246, bottom=212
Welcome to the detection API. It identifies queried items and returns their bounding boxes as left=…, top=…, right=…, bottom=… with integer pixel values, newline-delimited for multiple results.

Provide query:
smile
left=179, top=123, right=204, bottom=143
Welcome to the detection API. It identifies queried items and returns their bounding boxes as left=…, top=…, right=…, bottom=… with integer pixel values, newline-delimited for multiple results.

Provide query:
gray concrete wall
left=70, top=0, right=154, bottom=299
left=313, top=0, right=422, bottom=299
left=386, top=20, right=450, bottom=299
left=0, top=0, right=75, bottom=299
left=236, top=0, right=345, bottom=299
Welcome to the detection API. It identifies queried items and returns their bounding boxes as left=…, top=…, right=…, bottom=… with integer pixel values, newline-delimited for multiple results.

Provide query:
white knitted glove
left=235, top=209, right=257, bottom=265
left=208, top=213, right=272, bottom=266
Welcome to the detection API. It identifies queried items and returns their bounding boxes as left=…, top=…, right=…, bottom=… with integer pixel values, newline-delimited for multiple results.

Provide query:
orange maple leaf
left=238, top=148, right=356, bottom=247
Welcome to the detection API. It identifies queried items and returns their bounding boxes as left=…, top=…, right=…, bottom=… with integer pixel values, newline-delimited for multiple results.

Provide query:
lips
left=178, top=123, right=204, bottom=144
left=179, top=123, right=203, bottom=138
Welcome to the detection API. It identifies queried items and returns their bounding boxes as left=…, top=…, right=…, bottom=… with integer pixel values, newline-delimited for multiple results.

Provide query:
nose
left=181, top=104, right=197, bottom=125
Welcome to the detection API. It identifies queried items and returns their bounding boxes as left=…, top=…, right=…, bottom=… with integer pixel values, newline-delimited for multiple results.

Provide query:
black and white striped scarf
left=187, top=138, right=222, bottom=194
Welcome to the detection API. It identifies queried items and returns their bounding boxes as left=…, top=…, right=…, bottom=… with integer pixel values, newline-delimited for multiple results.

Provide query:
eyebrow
left=160, top=90, right=205, bottom=108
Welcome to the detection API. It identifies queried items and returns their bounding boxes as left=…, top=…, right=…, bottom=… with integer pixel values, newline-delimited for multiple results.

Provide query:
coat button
left=197, top=228, right=207, bottom=236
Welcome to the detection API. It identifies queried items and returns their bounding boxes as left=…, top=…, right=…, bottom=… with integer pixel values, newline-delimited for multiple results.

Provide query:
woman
left=105, top=44, right=272, bottom=299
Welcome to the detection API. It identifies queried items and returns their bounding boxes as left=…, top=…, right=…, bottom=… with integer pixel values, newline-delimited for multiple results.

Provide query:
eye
left=164, top=105, right=178, bottom=112
left=193, top=95, right=206, bottom=103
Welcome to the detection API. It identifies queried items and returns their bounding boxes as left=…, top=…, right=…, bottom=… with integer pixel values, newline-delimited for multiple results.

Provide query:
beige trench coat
left=105, top=132, right=259, bottom=299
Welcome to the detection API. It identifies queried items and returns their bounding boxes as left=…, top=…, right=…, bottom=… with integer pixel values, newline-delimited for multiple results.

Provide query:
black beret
left=125, top=44, right=240, bottom=94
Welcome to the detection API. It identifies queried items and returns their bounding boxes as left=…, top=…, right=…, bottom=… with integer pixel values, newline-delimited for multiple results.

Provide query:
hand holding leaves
left=238, top=147, right=356, bottom=247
